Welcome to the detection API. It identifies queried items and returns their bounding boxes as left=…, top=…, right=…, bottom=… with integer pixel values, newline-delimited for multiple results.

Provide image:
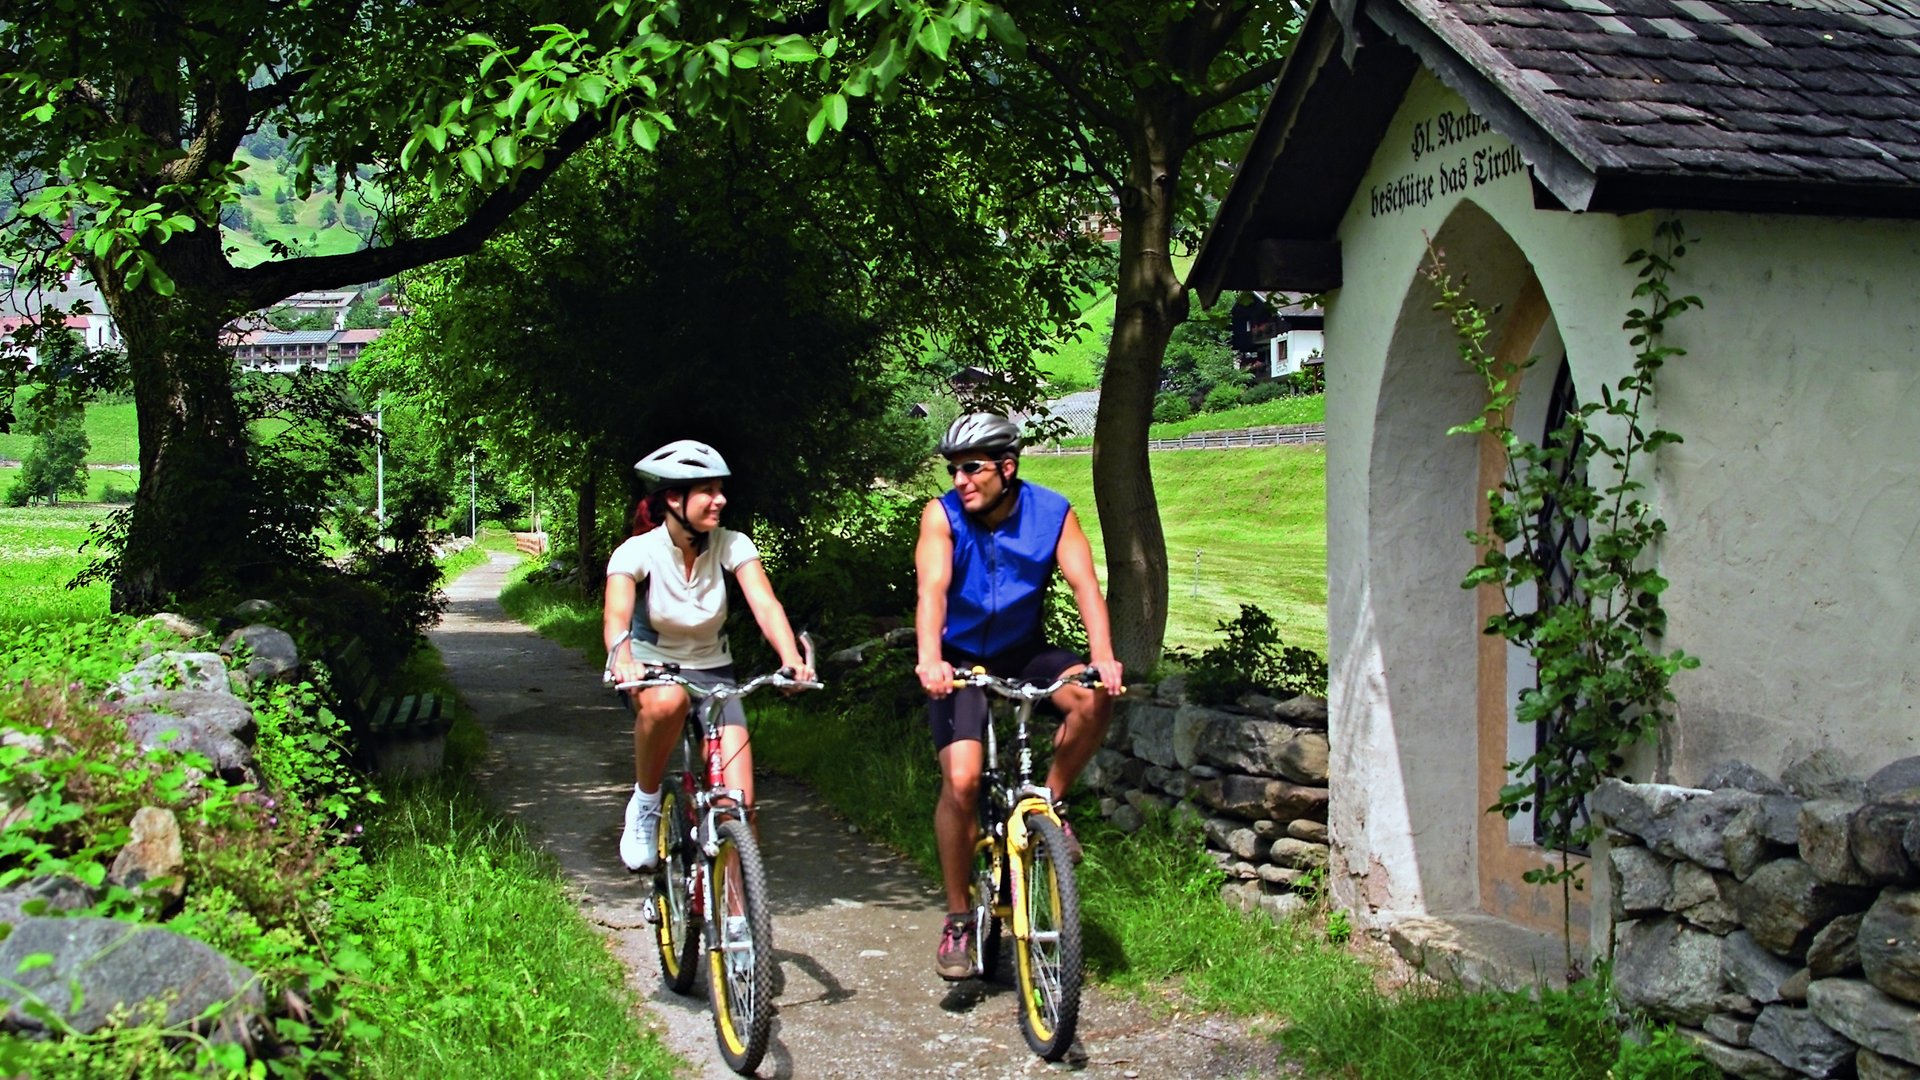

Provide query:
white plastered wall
left=1322, top=67, right=1920, bottom=928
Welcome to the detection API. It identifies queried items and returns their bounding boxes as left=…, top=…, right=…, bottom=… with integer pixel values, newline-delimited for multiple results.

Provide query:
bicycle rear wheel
left=707, top=816, right=774, bottom=1075
left=654, top=786, right=700, bottom=994
left=1014, top=812, right=1082, bottom=1061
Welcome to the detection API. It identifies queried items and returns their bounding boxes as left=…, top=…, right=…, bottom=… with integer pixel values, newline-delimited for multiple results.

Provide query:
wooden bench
left=328, top=637, right=450, bottom=777
left=512, top=531, right=549, bottom=557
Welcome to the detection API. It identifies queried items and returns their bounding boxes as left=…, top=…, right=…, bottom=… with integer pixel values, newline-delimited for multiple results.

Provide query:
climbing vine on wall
left=1424, top=219, right=1703, bottom=921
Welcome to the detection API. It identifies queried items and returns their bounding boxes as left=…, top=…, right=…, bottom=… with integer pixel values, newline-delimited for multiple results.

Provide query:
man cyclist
left=913, top=412, right=1122, bottom=981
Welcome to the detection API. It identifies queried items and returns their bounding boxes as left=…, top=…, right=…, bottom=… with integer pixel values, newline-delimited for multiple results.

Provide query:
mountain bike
left=610, top=644, right=819, bottom=1076
left=953, top=667, right=1110, bottom=1062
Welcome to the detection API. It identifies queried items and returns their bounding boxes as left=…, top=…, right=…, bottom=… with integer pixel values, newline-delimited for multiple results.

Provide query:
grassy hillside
left=1033, top=253, right=1198, bottom=397
left=0, top=399, right=140, bottom=465
left=1020, top=445, right=1327, bottom=657
left=224, top=146, right=381, bottom=268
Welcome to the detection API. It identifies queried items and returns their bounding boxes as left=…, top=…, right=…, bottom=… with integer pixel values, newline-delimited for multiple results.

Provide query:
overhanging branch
left=232, top=114, right=606, bottom=308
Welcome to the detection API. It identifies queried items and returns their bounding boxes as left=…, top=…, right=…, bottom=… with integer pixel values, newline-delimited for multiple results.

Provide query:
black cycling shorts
left=928, top=640, right=1083, bottom=751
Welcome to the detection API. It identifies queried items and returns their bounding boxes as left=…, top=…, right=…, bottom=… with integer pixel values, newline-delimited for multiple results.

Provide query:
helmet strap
left=664, top=494, right=712, bottom=554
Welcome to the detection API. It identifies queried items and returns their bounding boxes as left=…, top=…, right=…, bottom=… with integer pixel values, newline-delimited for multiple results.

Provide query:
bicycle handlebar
left=610, top=667, right=823, bottom=698
left=949, top=667, right=1122, bottom=700
left=604, top=631, right=822, bottom=696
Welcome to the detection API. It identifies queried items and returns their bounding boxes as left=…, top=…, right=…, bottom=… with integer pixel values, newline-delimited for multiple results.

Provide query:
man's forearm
left=916, top=589, right=946, bottom=665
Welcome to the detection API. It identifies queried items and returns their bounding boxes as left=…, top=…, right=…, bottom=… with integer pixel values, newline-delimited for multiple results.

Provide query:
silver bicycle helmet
left=634, top=439, right=731, bottom=493
left=938, top=412, right=1022, bottom=459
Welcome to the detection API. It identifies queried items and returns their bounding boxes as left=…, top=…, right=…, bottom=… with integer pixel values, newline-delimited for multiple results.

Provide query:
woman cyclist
left=603, top=439, right=814, bottom=871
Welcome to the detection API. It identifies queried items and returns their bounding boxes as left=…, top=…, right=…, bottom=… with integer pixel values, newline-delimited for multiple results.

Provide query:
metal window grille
left=1531, top=356, right=1592, bottom=852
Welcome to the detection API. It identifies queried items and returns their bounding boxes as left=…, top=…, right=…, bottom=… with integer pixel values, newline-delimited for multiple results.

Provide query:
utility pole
left=374, top=400, right=384, bottom=533
left=469, top=453, right=477, bottom=538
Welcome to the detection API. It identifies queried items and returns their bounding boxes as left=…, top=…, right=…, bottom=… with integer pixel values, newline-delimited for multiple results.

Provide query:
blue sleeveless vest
left=941, top=481, right=1071, bottom=659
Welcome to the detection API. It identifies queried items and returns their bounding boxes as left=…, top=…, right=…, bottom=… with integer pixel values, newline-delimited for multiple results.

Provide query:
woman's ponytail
left=630, top=491, right=671, bottom=536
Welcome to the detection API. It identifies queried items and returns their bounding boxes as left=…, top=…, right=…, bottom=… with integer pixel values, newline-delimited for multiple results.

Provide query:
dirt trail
left=431, top=553, right=1286, bottom=1079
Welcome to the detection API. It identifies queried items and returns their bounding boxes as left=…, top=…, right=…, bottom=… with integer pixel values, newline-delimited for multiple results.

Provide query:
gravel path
left=431, top=553, right=1288, bottom=1079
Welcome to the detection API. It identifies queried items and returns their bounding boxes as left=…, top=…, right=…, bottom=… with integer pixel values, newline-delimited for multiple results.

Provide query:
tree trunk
left=98, top=235, right=255, bottom=613
left=1092, top=100, right=1191, bottom=672
left=574, top=448, right=599, bottom=594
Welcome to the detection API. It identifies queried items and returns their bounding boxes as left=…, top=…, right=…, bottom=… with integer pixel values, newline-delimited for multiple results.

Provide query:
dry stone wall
left=1592, top=755, right=1920, bottom=1080
left=1081, top=674, right=1331, bottom=921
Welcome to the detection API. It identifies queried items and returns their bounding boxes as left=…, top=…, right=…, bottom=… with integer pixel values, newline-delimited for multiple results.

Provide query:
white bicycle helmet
left=938, top=412, right=1022, bottom=458
left=634, top=439, right=731, bottom=493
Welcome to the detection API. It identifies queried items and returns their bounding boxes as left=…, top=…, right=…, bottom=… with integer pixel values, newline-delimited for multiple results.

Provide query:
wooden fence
left=1029, top=423, right=1327, bottom=455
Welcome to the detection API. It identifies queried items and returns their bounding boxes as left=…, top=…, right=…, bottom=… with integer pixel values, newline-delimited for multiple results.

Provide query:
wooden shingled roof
left=1193, top=0, right=1920, bottom=300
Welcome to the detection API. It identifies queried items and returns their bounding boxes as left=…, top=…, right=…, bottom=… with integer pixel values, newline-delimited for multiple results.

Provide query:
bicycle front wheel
left=707, top=816, right=774, bottom=1075
left=654, top=786, right=700, bottom=994
left=1014, top=812, right=1083, bottom=1061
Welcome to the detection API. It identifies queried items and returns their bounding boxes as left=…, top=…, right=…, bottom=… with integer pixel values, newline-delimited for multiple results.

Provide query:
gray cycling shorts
left=620, top=664, right=747, bottom=729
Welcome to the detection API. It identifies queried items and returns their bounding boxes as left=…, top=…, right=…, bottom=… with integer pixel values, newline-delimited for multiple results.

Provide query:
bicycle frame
left=608, top=645, right=819, bottom=1076
left=957, top=669, right=1101, bottom=946
left=614, top=665, right=820, bottom=907
left=976, top=693, right=1059, bottom=942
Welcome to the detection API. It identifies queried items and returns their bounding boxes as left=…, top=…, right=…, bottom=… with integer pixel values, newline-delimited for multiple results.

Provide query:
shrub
left=1202, top=382, right=1244, bottom=412
left=1242, top=379, right=1286, bottom=405
left=0, top=618, right=375, bottom=1076
left=1153, top=392, right=1193, bottom=423
left=1168, top=603, right=1328, bottom=704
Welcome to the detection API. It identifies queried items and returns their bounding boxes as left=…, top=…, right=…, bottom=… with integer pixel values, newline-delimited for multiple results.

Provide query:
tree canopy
left=0, top=0, right=1024, bottom=612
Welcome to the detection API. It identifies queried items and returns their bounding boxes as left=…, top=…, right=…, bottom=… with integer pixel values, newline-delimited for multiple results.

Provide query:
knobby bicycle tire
left=707, top=816, right=775, bottom=1075
left=1014, top=812, right=1083, bottom=1061
left=654, top=786, right=700, bottom=995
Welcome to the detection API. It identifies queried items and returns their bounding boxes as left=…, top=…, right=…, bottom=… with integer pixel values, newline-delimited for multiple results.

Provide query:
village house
left=278, top=289, right=358, bottom=330
left=226, top=326, right=385, bottom=373
left=1192, top=0, right=1920, bottom=1048
left=1233, top=293, right=1327, bottom=378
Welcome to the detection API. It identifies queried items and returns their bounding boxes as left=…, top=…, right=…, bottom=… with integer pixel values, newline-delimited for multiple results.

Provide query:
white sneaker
left=622, top=787, right=662, bottom=871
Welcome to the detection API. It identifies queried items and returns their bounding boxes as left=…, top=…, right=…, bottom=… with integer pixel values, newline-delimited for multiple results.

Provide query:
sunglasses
left=946, top=459, right=999, bottom=477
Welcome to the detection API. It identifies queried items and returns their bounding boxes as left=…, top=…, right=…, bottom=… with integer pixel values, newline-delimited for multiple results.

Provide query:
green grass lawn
left=1036, top=285, right=1114, bottom=394
left=0, top=504, right=112, bottom=627
left=0, top=399, right=139, bottom=465
left=0, top=466, right=139, bottom=504
left=1020, top=445, right=1327, bottom=656
left=1033, top=253, right=1198, bottom=397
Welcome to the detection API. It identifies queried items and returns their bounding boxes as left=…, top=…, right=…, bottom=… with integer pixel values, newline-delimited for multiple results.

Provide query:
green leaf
left=917, top=18, right=953, bottom=60
left=457, top=148, right=485, bottom=184
left=771, top=35, right=818, bottom=62
left=630, top=115, right=659, bottom=151
left=984, top=8, right=1028, bottom=50
left=805, top=105, right=828, bottom=144
left=732, top=47, right=761, bottom=69
left=13, top=952, right=53, bottom=974
left=824, top=92, right=848, bottom=132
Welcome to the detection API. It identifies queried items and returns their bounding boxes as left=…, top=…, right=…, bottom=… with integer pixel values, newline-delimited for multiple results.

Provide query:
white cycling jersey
left=606, top=526, right=759, bottom=668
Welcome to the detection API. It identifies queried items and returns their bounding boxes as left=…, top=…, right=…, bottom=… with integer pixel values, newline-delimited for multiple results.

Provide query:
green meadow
left=1020, top=444, right=1327, bottom=657
left=0, top=504, right=112, bottom=627
left=0, top=399, right=140, bottom=465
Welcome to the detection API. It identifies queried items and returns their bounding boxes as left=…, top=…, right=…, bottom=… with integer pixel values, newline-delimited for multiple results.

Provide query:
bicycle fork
left=1004, top=794, right=1060, bottom=943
